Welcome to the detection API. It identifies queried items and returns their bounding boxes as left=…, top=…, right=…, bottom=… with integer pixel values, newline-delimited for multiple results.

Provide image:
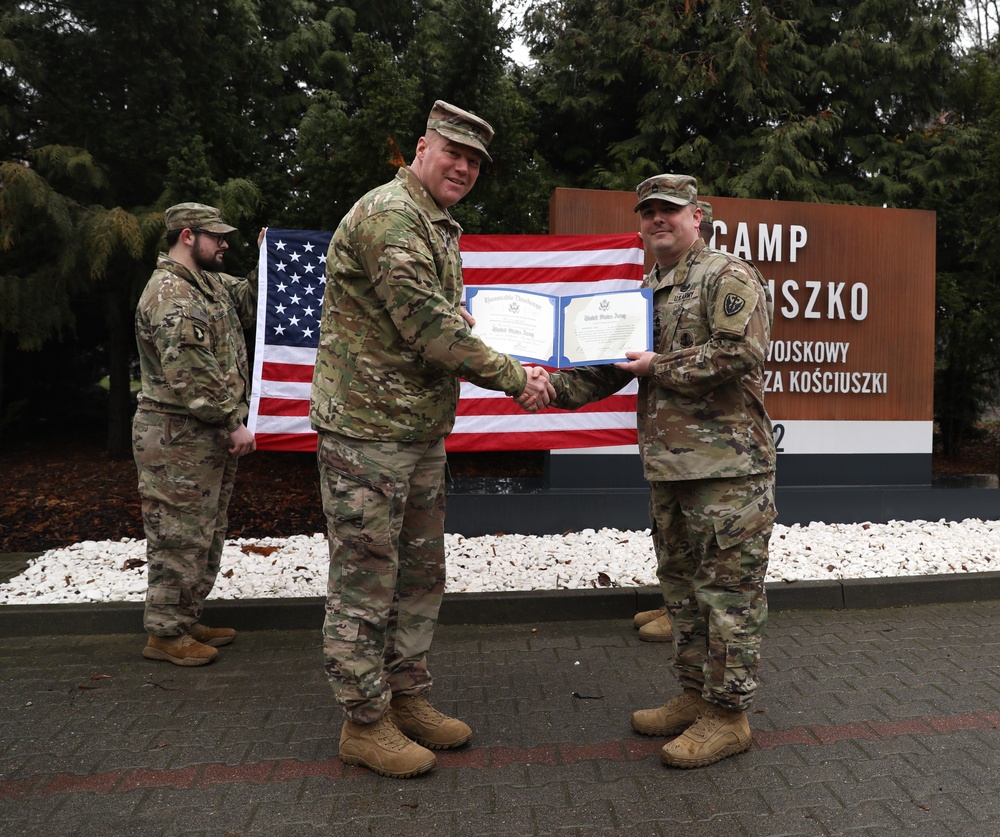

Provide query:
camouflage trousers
left=649, top=471, right=776, bottom=711
left=317, top=431, right=448, bottom=724
left=132, top=409, right=238, bottom=637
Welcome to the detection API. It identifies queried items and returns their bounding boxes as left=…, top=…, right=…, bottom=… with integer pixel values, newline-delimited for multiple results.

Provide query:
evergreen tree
left=523, top=0, right=962, bottom=205
left=0, top=154, right=81, bottom=427
left=910, top=50, right=1000, bottom=454
left=0, top=0, right=335, bottom=451
left=293, top=0, right=550, bottom=233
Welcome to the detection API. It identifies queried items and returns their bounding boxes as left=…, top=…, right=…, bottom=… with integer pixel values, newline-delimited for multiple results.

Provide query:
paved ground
left=3, top=599, right=1000, bottom=836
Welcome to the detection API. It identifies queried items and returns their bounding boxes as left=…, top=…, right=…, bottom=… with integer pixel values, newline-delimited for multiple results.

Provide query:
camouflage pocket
left=163, top=414, right=194, bottom=446
left=146, top=586, right=181, bottom=606
left=714, top=487, right=777, bottom=550
left=326, top=470, right=369, bottom=533
left=327, top=469, right=394, bottom=549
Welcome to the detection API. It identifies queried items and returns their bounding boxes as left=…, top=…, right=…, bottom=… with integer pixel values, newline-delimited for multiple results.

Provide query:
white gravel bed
left=2, top=519, right=1000, bottom=605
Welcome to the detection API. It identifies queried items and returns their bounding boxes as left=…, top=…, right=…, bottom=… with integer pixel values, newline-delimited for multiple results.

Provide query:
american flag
left=248, top=229, right=645, bottom=452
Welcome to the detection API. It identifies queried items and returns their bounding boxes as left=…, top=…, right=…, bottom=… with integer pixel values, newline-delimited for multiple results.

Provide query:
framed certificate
left=466, top=286, right=653, bottom=367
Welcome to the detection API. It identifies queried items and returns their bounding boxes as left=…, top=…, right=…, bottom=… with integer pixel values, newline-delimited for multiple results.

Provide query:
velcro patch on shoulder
left=185, top=317, right=210, bottom=346
left=713, top=274, right=759, bottom=336
left=383, top=227, right=418, bottom=249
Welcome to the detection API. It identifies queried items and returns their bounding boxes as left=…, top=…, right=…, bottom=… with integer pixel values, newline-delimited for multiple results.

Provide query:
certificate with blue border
left=466, top=287, right=653, bottom=367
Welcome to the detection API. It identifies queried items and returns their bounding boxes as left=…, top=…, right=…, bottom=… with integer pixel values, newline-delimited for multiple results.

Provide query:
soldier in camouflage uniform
left=698, top=200, right=714, bottom=242
left=133, top=203, right=261, bottom=667
left=310, top=101, right=553, bottom=779
left=547, top=176, right=776, bottom=768
left=633, top=198, right=715, bottom=643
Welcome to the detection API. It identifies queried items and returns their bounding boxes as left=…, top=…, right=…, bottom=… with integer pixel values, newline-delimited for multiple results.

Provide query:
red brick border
left=6, top=709, right=1000, bottom=799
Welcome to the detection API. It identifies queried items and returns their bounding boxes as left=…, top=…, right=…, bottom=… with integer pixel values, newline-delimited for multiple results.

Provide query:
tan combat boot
left=189, top=623, right=237, bottom=647
left=659, top=704, right=752, bottom=768
left=142, top=633, right=218, bottom=666
left=339, top=715, right=437, bottom=778
left=631, top=689, right=710, bottom=736
left=633, top=604, right=667, bottom=629
left=638, top=611, right=673, bottom=642
left=388, top=694, right=473, bottom=750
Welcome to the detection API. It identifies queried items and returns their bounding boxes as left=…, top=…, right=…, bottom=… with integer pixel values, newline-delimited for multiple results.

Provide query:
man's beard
left=194, top=248, right=224, bottom=272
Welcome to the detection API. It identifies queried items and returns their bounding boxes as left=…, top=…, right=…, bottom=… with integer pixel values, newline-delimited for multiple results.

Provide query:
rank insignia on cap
left=633, top=174, right=698, bottom=212
left=426, top=100, right=495, bottom=162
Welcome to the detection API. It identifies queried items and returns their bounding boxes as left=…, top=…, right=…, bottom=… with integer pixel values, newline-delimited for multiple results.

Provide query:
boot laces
left=371, top=716, right=411, bottom=752
left=696, top=707, right=724, bottom=729
left=401, top=697, right=445, bottom=724
left=664, top=692, right=698, bottom=712
left=686, top=706, right=734, bottom=739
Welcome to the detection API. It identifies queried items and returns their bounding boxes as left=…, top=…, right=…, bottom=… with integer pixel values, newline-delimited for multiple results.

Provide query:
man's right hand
left=228, top=423, right=257, bottom=456
left=516, top=365, right=555, bottom=411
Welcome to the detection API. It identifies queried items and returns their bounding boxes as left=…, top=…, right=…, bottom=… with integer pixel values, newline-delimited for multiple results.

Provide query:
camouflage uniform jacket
left=310, top=166, right=527, bottom=442
left=550, top=238, right=775, bottom=481
left=134, top=254, right=256, bottom=432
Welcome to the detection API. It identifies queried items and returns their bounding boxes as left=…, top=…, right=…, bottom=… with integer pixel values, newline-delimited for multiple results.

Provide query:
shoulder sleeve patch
left=184, top=317, right=211, bottom=347
left=713, top=274, right=760, bottom=337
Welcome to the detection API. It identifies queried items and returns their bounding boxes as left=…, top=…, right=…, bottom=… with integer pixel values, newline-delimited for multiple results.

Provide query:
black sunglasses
left=193, top=229, right=228, bottom=246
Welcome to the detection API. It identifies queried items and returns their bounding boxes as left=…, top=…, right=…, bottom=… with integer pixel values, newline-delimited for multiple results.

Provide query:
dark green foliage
left=919, top=52, right=1000, bottom=455
left=0, top=0, right=327, bottom=450
left=524, top=0, right=962, bottom=204
left=293, top=0, right=550, bottom=233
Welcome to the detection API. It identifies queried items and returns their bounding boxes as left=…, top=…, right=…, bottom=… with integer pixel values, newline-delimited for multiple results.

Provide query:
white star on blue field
left=264, top=230, right=332, bottom=348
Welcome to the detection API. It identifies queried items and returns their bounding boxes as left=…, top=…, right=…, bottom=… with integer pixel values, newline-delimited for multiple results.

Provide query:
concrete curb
left=4, top=571, right=1000, bottom=637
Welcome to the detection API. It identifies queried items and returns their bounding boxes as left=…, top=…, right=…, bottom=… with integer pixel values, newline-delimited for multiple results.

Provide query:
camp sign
left=550, top=189, right=935, bottom=485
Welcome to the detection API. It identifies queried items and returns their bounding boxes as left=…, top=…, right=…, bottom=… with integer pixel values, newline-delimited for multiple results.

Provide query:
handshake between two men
left=511, top=351, right=657, bottom=413
left=514, top=365, right=555, bottom=412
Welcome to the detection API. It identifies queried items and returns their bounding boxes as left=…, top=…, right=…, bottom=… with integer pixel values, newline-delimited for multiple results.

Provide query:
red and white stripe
left=250, top=233, right=645, bottom=452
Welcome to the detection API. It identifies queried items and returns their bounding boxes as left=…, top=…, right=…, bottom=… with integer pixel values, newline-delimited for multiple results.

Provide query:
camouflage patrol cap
left=633, top=174, right=698, bottom=212
left=164, top=202, right=238, bottom=234
left=697, top=200, right=713, bottom=226
left=426, top=100, right=494, bottom=162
